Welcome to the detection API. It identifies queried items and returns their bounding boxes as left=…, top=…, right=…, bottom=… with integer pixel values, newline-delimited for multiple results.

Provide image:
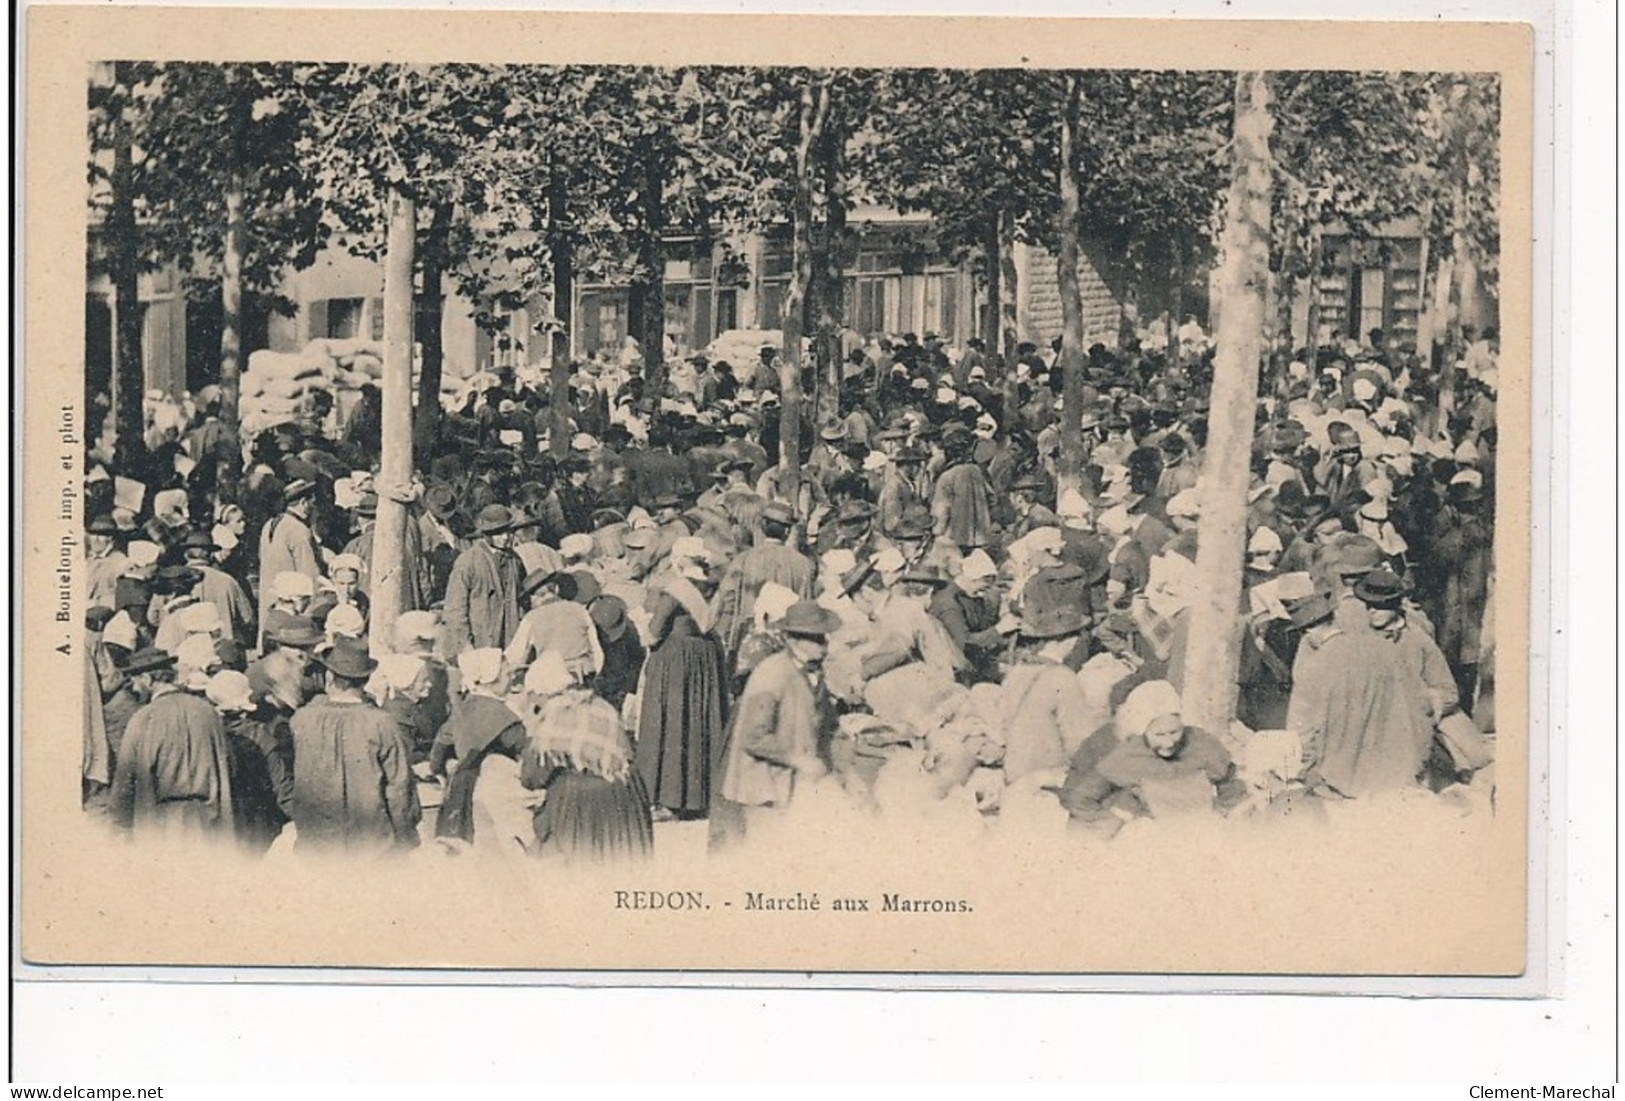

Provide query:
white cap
left=560, top=533, right=594, bottom=559
left=329, top=553, right=364, bottom=577
left=205, top=669, right=255, bottom=713
left=458, top=647, right=506, bottom=687
left=393, top=610, right=440, bottom=647
left=1247, top=526, right=1284, bottom=556
left=172, top=601, right=223, bottom=636
left=175, top=634, right=220, bottom=675
left=272, top=572, right=315, bottom=602
left=958, top=549, right=998, bottom=581
left=571, top=432, right=599, bottom=451
left=325, top=604, right=366, bottom=638
left=523, top=651, right=576, bottom=696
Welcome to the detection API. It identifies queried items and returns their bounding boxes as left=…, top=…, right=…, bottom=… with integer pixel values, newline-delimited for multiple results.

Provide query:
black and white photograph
left=18, top=10, right=1537, bottom=980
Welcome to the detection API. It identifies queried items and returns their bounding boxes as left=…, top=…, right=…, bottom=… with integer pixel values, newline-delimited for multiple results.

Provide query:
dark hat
left=719, top=457, right=754, bottom=476
left=1011, top=471, right=1049, bottom=493
left=152, top=565, right=203, bottom=594
left=889, top=515, right=931, bottom=540
left=1328, top=536, right=1384, bottom=577
left=898, top=563, right=950, bottom=587
left=591, top=507, right=627, bottom=528
left=1105, top=414, right=1131, bottom=432
left=1327, top=421, right=1360, bottom=450
left=568, top=570, right=601, bottom=606
left=475, top=504, right=514, bottom=535
left=120, top=646, right=177, bottom=676
left=318, top=636, right=377, bottom=680
left=265, top=613, right=324, bottom=650
left=1019, top=577, right=1087, bottom=640
left=213, top=638, right=248, bottom=672
left=1159, top=433, right=1188, bottom=456
left=1353, top=567, right=1409, bottom=609
left=520, top=567, right=561, bottom=599
left=87, top=514, right=118, bottom=536
left=561, top=455, right=592, bottom=473
left=778, top=600, right=842, bottom=639
left=835, top=500, right=878, bottom=525
left=651, top=492, right=685, bottom=511
left=1287, top=590, right=1336, bottom=630
left=819, top=421, right=849, bottom=443
left=1060, top=531, right=1112, bottom=586
left=840, top=558, right=877, bottom=597
left=760, top=502, right=796, bottom=528
left=589, top=594, right=630, bottom=641
left=86, top=605, right=115, bottom=632
left=876, top=425, right=910, bottom=443
left=1447, top=478, right=1485, bottom=504
left=893, top=446, right=928, bottom=465
left=181, top=529, right=217, bottom=553
left=424, top=484, right=458, bottom=521
left=283, top=478, right=317, bottom=503
left=298, top=449, right=350, bottom=481
left=1273, top=482, right=1314, bottom=519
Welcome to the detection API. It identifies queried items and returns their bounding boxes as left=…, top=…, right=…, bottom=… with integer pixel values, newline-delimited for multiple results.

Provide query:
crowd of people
left=80, top=319, right=1501, bottom=864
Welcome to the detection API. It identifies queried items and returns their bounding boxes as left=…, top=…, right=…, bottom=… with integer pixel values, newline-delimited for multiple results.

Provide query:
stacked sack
left=239, top=338, right=385, bottom=439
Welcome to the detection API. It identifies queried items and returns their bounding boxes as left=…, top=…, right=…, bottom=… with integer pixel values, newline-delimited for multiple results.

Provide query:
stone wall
left=1016, top=243, right=1124, bottom=349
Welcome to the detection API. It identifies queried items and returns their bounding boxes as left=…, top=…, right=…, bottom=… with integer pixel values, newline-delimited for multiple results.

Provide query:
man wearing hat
left=710, top=600, right=843, bottom=851
left=876, top=446, right=926, bottom=537
left=505, top=567, right=604, bottom=683
left=257, top=478, right=324, bottom=651
left=711, top=500, right=816, bottom=666
left=814, top=498, right=879, bottom=560
left=443, top=504, right=525, bottom=659
left=930, top=424, right=995, bottom=552
left=288, top=636, right=421, bottom=853
left=182, top=529, right=255, bottom=648
left=589, top=595, right=646, bottom=714
left=86, top=513, right=128, bottom=611
left=1315, top=420, right=1378, bottom=515
left=995, top=572, right=1094, bottom=785
left=109, top=640, right=237, bottom=845
left=1286, top=584, right=1436, bottom=800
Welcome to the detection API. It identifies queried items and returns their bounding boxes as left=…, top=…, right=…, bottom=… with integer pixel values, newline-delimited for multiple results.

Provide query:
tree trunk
left=1302, top=221, right=1324, bottom=363
left=779, top=77, right=831, bottom=515
left=109, top=70, right=146, bottom=474
left=217, top=77, right=251, bottom=424
left=816, top=100, right=847, bottom=420
left=1170, top=243, right=1186, bottom=372
left=982, top=214, right=1001, bottom=350
left=369, top=190, right=416, bottom=656
left=413, top=204, right=449, bottom=462
left=638, top=147, right=666, bottom=396
left=548, top=168, right=574, bottom=459
left=998, top=210, right=1021, bottom=424
left=1054, top=74, right=1088, bottom=502
left=1182, top=71, right=1274, bottom=737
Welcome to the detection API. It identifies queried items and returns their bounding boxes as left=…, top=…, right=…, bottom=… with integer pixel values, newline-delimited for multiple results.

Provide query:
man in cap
left=109, top=637, right=236, bottom=845
left=930, top=424, right=995, bottom=552
left=1285, top=589, right=1435, bottom=800
left=711, top=500, right=816, bottom=665
left=289, top=636, right=421, bottom=853
left=505, top=567, right=604, bottom=682
left=994, top=571, right=1095, bottom=786
left=182, top=529, right=255, bottom=648
left=86, top=513, right=128, bottom=611
left=443, top=504, right=525, bottom=659
left=257, top=478, right=325, bottom=650
left=710, top=600, right=843, bottom=851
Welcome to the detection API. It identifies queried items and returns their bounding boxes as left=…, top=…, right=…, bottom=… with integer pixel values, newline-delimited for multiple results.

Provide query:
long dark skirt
left=532, top=769, right=654, bottom=863
left=635, top=634, right=727, bottom=813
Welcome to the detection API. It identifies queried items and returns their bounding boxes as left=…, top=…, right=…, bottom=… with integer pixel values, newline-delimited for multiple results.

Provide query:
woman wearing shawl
left=429, top=648, right=527, bottom=845
left=518, top=653, right=653, bottom=862
left=634, top=540, right=729, bottom=820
